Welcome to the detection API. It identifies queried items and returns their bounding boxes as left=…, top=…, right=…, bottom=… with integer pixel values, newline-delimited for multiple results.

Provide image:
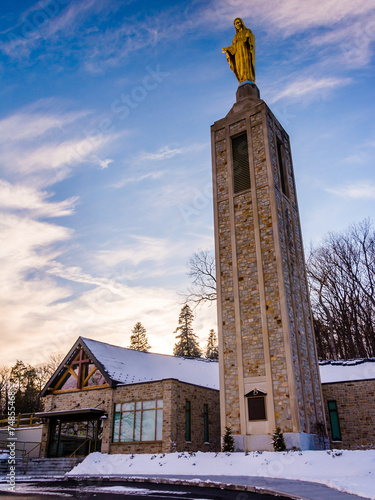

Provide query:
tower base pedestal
left=234, top=433, right=328, bottom=452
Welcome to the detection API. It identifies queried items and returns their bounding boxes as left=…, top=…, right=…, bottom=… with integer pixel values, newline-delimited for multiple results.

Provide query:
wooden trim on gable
left=51, top=383, right=111, bottom=394
left=41, top=337, right=114, bottom=396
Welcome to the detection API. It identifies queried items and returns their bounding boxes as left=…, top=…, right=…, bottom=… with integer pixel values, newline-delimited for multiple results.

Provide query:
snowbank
left=68, top=450, right=375, bottom=499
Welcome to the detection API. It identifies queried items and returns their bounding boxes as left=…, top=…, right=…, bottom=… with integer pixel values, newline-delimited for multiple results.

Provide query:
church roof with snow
left=82, top=337, right=219, bottom=389
left=41, top=336, right=219, bottom=396
left=41, top=336, right=375, bottom=397
left=319, top=358, right=375, bottom=384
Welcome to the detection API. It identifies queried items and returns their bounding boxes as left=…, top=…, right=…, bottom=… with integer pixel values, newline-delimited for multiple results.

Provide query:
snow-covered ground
left=68, top=450, right=375, bottom=499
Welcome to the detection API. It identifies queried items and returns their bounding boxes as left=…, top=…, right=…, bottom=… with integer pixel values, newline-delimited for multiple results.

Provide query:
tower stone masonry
left=211, top=82, right=327, bottom=451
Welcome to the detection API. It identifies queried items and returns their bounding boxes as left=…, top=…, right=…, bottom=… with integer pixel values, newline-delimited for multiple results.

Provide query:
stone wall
left=170, top=380, right=220, bottom=453
left=322, top=380, right=375, bottom=449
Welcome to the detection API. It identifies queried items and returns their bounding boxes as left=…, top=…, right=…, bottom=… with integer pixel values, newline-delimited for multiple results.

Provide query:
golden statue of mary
left=222, top=18, right=255, bottom=84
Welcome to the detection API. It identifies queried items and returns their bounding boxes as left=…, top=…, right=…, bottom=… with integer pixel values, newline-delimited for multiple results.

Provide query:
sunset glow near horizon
left=0, top=0, right=374, bottom=367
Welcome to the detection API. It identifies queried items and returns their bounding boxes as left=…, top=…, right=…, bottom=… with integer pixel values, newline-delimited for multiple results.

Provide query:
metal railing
left=0, top=439, right=41, bottom=475
left=0, top=439, right=41, bottom=457
left=21, top=442, right=41, bottom=475
left=69, top=438, right=92, bottom=468
left=0, top=413, right=42, bottom=428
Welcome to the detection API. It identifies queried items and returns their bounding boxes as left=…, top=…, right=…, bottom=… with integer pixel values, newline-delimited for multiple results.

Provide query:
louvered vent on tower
left=232, top=133, right=250, bottom=194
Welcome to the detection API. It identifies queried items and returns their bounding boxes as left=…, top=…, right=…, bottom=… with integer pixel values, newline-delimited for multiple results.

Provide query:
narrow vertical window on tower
left=276, top=139, right=289, bottom=197
left=232, top=133, right=251, bottom=194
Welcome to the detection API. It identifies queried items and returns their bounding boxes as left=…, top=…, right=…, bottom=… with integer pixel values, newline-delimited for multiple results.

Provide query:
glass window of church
left=185, top=400, right=191, bottom=441
left=54, top=347, right=107, bottom=392
left=328, top=400, right=342, bottom=441
left=112, top=399, right=163, bottom=442
left=232, top=133, right=251, bottom=194
left=247, top=395, right=266, bottom=421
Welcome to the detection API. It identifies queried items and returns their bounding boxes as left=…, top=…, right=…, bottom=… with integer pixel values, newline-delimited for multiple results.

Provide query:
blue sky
left=1, top=0, right=374, bottom=367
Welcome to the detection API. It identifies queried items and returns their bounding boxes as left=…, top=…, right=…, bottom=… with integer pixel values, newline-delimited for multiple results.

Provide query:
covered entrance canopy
left=36, top=408, right=105, bottom=458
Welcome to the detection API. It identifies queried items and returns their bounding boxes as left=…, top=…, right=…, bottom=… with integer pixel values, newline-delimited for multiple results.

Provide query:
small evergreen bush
left=222, top=426, right=235, bottom=452
left=272, top=427, right=287, bottom=451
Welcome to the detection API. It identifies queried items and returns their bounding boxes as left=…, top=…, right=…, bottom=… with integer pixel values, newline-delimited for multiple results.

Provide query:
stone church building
left=37, top=336, right=375, bottom=458
left=37, top=337, right=220, bottom=458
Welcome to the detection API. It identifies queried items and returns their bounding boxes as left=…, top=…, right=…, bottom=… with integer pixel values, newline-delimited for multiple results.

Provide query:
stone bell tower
left=211, top=81, right=327, bottom=450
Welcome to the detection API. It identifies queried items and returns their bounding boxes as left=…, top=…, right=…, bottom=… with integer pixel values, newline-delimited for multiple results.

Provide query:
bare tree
left=35, top=351, right=65, bottom=390
left=307, top=219, right=375, bottom=360
left=184, top=250, right=217, bottom=306
left=185, top=221, right=375, bottom=361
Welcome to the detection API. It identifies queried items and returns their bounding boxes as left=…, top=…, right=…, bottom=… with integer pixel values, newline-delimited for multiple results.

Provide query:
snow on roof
left=81, top=338, right=375, bottom=389
left=319, top=358, right=375, bottom=384
left=82, top=337, right=219, bottom=390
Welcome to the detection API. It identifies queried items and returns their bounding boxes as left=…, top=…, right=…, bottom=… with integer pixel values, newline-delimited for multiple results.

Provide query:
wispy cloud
left=0, top=0, right=105, bottom=58
left=0, top=180, right=77, bottom=217
left=209, top=0, right=375, bottom=34
left=0, top=110, right=88, bottom=142
left=112, top=170, right=165, bottom=189
left=0, top=210, right=217, bottom=365
left=270, top=77, right=351, bottom=103
left=97, top=235, right=180, bottom=267
left=135, top=146, right=185, bottom=162
left=1, top=2, right=191, bottom=73
left=326, top=181, right=375, bottom=199
left=0, top=105, right=118, bottom=184
left=135, top=144, right=207, bottom=163
left=344, top=153, right=370, bottom=165
left=112, top=143, right=207, bottom=189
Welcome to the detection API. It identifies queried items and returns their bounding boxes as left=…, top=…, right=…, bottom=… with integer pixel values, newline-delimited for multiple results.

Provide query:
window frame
left=185, top=400, right=192, bottom=442
left=276, top=138, right=289, bottom=198
left=112, top=399, right=163, bottom=443
left=203, top=403, right=209, bottom=443
left=231, top=132, right=251, bottom=194
left=327, top=400, right=342, bottom=442
left=246, top=390, right=267, bottom=421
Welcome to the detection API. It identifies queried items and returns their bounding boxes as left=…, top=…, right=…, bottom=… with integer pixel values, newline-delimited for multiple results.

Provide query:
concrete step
left=0, top=456, right=85, bottom=478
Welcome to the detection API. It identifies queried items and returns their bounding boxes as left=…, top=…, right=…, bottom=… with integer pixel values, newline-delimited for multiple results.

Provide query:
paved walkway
left=65, top=474, right=366, bottom=500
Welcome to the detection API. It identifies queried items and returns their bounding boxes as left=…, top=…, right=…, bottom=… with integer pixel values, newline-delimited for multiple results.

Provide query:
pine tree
left=222, top=426, right=235, bottom=452
left=128, top=322, right=151, bottom=352
left=205, top=329, right=219, bottom=359
left=272, top=427, right=287, bottom=451
left=173, top=305, right=202, bottom=358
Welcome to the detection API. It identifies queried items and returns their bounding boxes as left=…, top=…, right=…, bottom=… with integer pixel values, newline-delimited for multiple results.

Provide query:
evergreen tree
left=173, top=305, right=202, bottom=358
left=205, top=329, right=219, bottom=359
left=272, top=427, right=287, bottom=451
left=128, top=322, right=151, bottom=352
left=222, top=426, right=235, bottom=452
